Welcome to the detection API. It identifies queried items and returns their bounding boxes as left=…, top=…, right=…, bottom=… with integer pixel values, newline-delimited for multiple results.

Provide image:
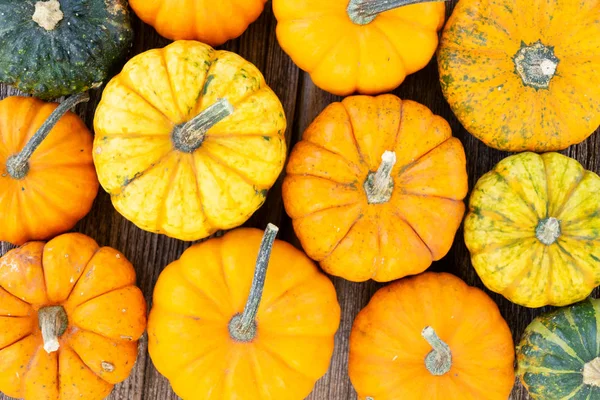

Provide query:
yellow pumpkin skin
left=93, top=41, right=287, bottom=241
left=130, top=0, right=267, bottom=46
left=147, top=227, right=340, bottom=400
left=439, top=0, right=600, bottom=152
left=465, top=152, right=600, bottom=308
left=283, top=95, right=468, bottom=282
left=0, top=96, right=98, bottom=245
left=0, top=233, right=147, bottom=400
left=273, top=0, right=445, bottom=96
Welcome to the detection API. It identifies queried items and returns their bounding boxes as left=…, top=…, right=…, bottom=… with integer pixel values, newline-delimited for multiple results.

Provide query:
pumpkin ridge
left=69, top=284, right=136, bottom=326
left=528, top=321, right=586, bottom=364
left=56, top=245, right=103, bottom=307
left=389, top=207, right=434, bottom=259
left=247, top=346, right=269, bottom=399
left=24, top=176, right=85, bottom=222
left=299, top=139, right=364, bottom=175
left=185, top=153, right=213, bottom=233
left=319, top=215, right=364, bottom=264
left=205, top=138, right=283, bottom=167
left=60, top=340, right=114, bottom=386
left=494, top=244, right=543, bottom=298
left=200, top=147, right=263, bottom=188
left=368, top=24, right=408, bottom=73
left=303, top=30, right=349, bottom=75
left=493, top=171, right=541, bottom=218
left=116, top=79, right=174, bottom=125
left=565, top=307, right=588, bottom=358
left=290, top=200, right=362, bottom=222
left=256, top=340, right=317, bottom=383
left=172, top=265, right=230, bottom=318
left=112, top=151, right=174, bottom=196
left=155, top=153, right=182, bottom=234
left=554, top=241, right=597, bottom=286
left=0, top=332, right=34, bottom=353
left=554, top=174, right=596, bottom=220
left=397, top=190, right=466, bottom=205
left=258, top=272, right=321, bottom=313
left=395, top=136, right=451, bottom=176
left=159, top=49, right=185, bottom=121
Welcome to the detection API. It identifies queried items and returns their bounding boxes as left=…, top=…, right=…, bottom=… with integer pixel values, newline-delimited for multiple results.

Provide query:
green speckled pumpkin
left=0, top=0, right=133, bottom=99
left=517, top=298, right=600, bottom=400
left=439, top=0, right=600, bottom=152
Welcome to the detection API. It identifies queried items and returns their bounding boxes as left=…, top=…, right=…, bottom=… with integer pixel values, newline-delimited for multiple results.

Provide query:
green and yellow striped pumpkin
left=517, top=298, right=600, bottom=399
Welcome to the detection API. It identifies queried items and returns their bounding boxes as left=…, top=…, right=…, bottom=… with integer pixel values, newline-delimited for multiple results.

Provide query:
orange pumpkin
left=283, top=95, right=468, bottom=282
left=349, top=272, right=515, bottom=400
left=0, top=233, right=147, bottom=400
left=273, top=0, right=446, bottom=95
left=148, top=224, right=340, bottom=399
left=0, top=94, right=99, bottom=245
left=129, top=0, right=267, bottom=46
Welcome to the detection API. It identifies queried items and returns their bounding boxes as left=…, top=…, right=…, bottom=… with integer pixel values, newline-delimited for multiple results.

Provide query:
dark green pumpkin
left=517, top=298, right=600, bottom=399
left=0, top=0, right=133, bottom=99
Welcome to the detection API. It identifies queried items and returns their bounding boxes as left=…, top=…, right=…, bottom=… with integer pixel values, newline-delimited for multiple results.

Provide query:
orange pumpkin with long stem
left=283, top=95, right=468, bottom=282
left=148, top=224, right=340, bottom=399
left=0, top=233, right=147, bottom=400
left=0, top=93, right=98, bottom=245
left=349, top=272, right=515, bottom=400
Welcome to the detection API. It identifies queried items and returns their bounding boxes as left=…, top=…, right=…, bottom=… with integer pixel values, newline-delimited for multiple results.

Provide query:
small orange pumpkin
left=0, top=94, right=99, bottom=245
left=349, top=272, right=515, bottom=400
left=283, top=95, right=468, bottom=282
left=148, top=224, right=340, bottom=399
left=273, top=0, right=446, bottom=95
left=0, top=233, right=147, bottom=400
left=129, top=0, right=267, bottom=46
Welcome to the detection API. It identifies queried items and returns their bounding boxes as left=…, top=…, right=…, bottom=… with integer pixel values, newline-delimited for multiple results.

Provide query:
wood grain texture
left=1, top=1, right=600, bottom=399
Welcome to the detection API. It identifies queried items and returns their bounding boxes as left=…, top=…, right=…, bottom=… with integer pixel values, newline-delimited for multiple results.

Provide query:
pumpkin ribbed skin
left=0, top=96, right=98, bottom=245
left=148, top=228, right=340, bottom=400
left=0, top=233, right=147, bottom=400
left=465, top=152, right=600, bottom=308
left=439, top=0, right=600, bottom=152
left=130, top=0, right=267, bottom=46
left=93, top=41, right=287, bottom=241
left=0, top=0, right=133, bottom=100
left=283, top=95, right=468, bottom=282
left=349, top=272, right=515, bottom=400
left=273, top=0, right=445, bottom=96
left=517, top=298, right=600, bottom=399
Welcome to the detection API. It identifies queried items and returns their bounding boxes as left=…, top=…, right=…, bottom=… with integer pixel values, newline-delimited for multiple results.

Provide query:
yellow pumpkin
left=465, top=152, right=600, bottom=308
left=273, top=0, right=446, bottom=96
left=93, top=41, right=287, bottom=241
left=439, top=0, right=600, bottom=152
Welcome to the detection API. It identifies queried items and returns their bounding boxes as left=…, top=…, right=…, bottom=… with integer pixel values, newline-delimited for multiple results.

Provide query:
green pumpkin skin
left=0, top=0, right=133, bottom=99
left=517, top=298, right=600, bottom=399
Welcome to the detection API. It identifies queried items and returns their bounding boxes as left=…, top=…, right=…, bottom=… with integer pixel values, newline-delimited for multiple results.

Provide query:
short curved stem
left=172, top=98, right=234, bottom=153
left=422, top=326, right=452, bottom=376
left=347, top=0, right=449, bottom=25
left=228, top=224, right=279, bottom=342
left=6, top=92, right=89, bottom=180
left=365, top=151, right=396, bottom=204
left=38, top=305, right=68, bottom=354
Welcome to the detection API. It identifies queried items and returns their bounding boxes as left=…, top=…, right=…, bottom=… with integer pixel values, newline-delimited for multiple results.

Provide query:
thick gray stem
left=347, top=0, right=449, bottom=25
left=172, top=98, right=234, bottom=153
left=38, top=305, right=68, bottom=354
left=422, top=326, right=452, bottom=376
left=6, top=92, right=89, bottom=180
left=536, top=217, right=561, bottom=245
left=365, top=151, right=396, bottom=204
left=228, top=224, right=279, bottom=342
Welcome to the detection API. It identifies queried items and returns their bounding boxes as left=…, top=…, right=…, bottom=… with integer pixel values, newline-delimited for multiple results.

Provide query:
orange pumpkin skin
left=148, top=228, right=341, bottom=400
left=0, top=233, right=147, bottom=400
left=0, top=97, right=98, bottom=245
left=283, top=95, right=468, bottom=282
left=439, top=0, right=600, bottom=152
left=273, top=0, right=445, bottom=96
left=129, top=0, right=267, bottom=46
left=349, top=272, right=515, bottom=400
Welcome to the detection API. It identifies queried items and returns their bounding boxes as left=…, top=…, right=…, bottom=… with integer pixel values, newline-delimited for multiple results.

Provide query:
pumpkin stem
left=38, top=305, right=68, bottom=354
left=583, top=357, right=600, bottom=387
left=33, top=0, right=64, bottom=31
left=347, top=0, right=449, bottom=25
left=172, top=98, right=234, bottom=153
left=422, top=326, right=452, bottom=376
left=365, top=151, right=396, bottom=204
left=536, top=217, right=561, bottom=245
left=514, top=41, right=559, bottom=90
left=5, top=92, right=90, bottom=180
left=228, top=224, right=279, bottom=342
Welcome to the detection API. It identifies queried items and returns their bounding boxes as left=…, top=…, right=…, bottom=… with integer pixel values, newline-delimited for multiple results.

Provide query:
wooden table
left=2, top=1, right=599, bottom=399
